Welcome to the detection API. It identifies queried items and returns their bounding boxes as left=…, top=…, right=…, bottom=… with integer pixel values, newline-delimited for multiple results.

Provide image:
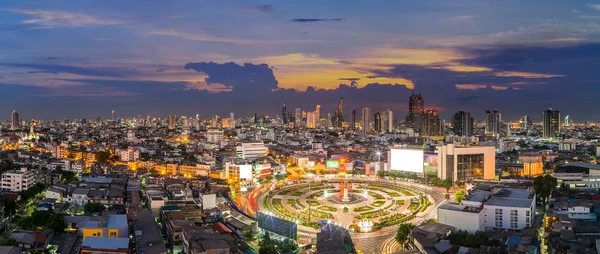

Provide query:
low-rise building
left=1, top=168, right=36, bottom=192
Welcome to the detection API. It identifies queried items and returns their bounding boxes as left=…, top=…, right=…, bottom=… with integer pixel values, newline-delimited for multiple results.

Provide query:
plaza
left=258, top=179, right=433, bottom=232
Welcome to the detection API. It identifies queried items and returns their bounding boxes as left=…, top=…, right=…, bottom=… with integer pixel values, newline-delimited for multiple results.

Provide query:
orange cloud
left=494, top=71, right=564, bottom=78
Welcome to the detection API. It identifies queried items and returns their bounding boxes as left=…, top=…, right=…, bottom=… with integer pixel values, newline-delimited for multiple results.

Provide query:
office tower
left=361, top=107, right=371, bottom=132
left=452, top=111, right=473, bottom=137
left=520, top=115, right=531, bottom=129
left=381, top=110, right=393, bottom=132
left=326, top=113, right=332, bottom=128
left=564, top=115, right=571, bottom=127
left=406, top=92, right=424, bottom=130
left=374, top=112, right=382, bottom=132
left=422, top=109, right=442, bottom=136
left=315, top=105, right=321, bottom=127
left=168, top=114, right=176, bottom=130
left=543, top=108, right=560, bottom=138
left=282, top=104, right=287, bottom=124
left=485, top=110, right=501, bottom=136
left=307, top=112, right=316, bottom=129
left=230, top=112, right=235, bottom=128
left=295, top=108, right=301, bottom=125
left=337, top=98, right=344, bottom=128
left=351, top=110, right=357, bottom=130
left=11, top=110, right=20, bottom=130
left=111, top=110, right=115, bottom=121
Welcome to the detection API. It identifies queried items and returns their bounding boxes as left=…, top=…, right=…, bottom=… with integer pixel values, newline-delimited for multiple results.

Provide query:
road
left=247, top=177, right=449, bottom=254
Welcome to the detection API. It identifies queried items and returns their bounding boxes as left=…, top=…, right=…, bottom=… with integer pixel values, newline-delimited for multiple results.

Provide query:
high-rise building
left=422, top=109, right=442, bottom=137
left=406, top=92, right=424, bottom=130
left=307, top=112, right=316, bottom=129
left=485, top=110, right=501, bottom=136
left=543, top=108, right=560, bottom=138
left=282, top=104, right=287, bottom=124
left=351, top=110, right=357, bottom=130
left=111, top=110, right=115, bottom=121
left=452, top=111, right=473, bottom=137
left=520, top=115, right=531, bottom=129
left=374, top=112, right=382, bottom=132
left=326, top=113, right=332, bottom=128
left=564, top=115, right=571, bottom=127
left=361, top=107, right=371, bottom=132
left=295, top=108, right=301, bottom=126
left=337, top=98, right=344, bottom=128
left=315, top=105, right=321, bottom=127
left=230, top=112, right=235, bottom=128
left=11, top=110, right=20, bottom=130
left=168, top=114, right=176, bottom=130
left=381, top=110, right=393, bottom=132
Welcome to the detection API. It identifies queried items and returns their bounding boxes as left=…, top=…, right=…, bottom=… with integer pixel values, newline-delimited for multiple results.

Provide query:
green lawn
left=372, top=201, right=386, bottom=207
left=353, top=206, right=374, bottom=212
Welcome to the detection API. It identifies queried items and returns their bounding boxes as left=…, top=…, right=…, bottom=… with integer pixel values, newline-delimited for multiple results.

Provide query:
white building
left=119, top=148, right=140, bottom=162
left=553, top=162, right=600, bottom=190
left=235, top=142, right=266, bottom=160
left=207, top=130, right=225, bottom=143
left=438, top=187, right=535, bottom=233
left=1, top=168, right=36, bottom=192
left=436, top=144, right=496, bottom=182
left=53, top=144, right=68, bottom=159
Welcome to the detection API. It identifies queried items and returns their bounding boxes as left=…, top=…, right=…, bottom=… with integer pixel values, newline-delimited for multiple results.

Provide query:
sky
left=1, top=0, right=600, bottom=122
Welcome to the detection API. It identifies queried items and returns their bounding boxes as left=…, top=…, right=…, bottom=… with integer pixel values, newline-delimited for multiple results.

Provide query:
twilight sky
left=1, top=0, right=600, bottom=122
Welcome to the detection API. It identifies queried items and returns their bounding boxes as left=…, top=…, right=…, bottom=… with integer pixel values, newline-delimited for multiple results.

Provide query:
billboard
left=423, top=153, right=438, bottom=176
left=326, top=160, right=339, bottom=169
left=389, top=149, right=424, bottom=173
left=239, top=165, right=253, bottom=179
left=257, top=212, right=298, bottom=239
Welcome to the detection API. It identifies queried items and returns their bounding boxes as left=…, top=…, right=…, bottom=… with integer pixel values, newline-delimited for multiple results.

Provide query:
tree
left=95, top=151, right=110, bottom=163
left=0, top=236, right=16, bottom=246
left=60, top=171, right=77, bottom=184
left=533, top=175, right=558, bottom=205
left=455, top=190, right=466, bottom=205
left=17, top=216, right=35, bottom=230
left=1, top=198, right=16, bottom=215
left=258, top=232, right=278, bottom=254
left=395, top=223, right=415, bottom=245
left=46, top=214, right=67, bottom=233
left=20, top=183, right=45, bottom=201
left=440, top=180, right=453, bottom=195
left=84, top=203, right=107, bottom=213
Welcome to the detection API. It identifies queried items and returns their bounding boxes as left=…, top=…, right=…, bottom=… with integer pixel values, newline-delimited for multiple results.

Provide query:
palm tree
left=395, top=223, right=415, bottom=249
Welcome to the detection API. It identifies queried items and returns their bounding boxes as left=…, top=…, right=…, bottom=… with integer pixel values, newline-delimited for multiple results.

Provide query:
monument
left=339, top=181, right=351, bottom=202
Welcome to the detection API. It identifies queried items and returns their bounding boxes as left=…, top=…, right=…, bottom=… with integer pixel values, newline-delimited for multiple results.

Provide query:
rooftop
left=82, top=237, right=129, bottom=250
left=486, top=198, right=533, bottom=208
left=107, top=215, right=127, bottom=228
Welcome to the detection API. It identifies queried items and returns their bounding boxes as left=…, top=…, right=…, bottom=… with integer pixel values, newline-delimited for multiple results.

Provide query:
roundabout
left=258, top=179, right=433, bottom=232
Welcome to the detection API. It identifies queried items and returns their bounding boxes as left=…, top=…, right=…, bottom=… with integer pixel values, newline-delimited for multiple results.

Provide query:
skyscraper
left=315, top=104, right=321, bottom=127
left=381, top=110, right=393, bottom=132
left=168, top=114, right=176, bottom=130
left=351, top=110, right=357, bottom=130
left=406, top=92, right=424, bottom=131
left=485, top=110, right=501, bottom=136
left=337, top=98, right=344, bottom=128
left=230, top=112, right=235, bottom=128
left=564, top=115, right=571, bottom=127
left=111, top=110, right=115, bottom=121
left=374, top=112, right=382, bottom=132
left=452, top=111, right=473, bottom=137
left=282, top=104, right=287, bottom=124
left=295, top=108, right=301, bottom=125
left=11, top=110, right=20, bottom=130
left=422, top=109, right=442, bottom=137
left=543, top=108, right=560, bottom=138
left=307, top=112, right=316, bottom=129
left=520, top=115, right=531, bottom=129
left=361, top=107, right=371, bottom=132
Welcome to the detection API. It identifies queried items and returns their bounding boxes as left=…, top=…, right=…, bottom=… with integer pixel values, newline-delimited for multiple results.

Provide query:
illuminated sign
left=326, top=160, right=339, bottom=169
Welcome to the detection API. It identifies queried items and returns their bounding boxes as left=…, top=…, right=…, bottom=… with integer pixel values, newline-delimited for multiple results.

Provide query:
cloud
left=0, top=63, right=133, bottom=77
left=588, top=4, right=600, bottom=11
left=185, top=81, right=232, bottom=93
left=8, top=9, right=122, bottom=28
left=253, top=4, right=274, bottom=13
left=291, top=18, right=344, bottom=23
left=338, top=78, right=360, bottom=81
left=150, top=30, right=319, bottom=44
left=184, top=62, right=279, bottom=92
left=494, top=71, right=564, bottom=79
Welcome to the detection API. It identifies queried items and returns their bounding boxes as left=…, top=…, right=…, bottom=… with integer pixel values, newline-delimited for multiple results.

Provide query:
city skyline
left=1, top=1, right=600, bottom=120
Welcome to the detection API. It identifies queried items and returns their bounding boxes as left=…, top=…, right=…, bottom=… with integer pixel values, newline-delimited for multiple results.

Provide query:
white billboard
left=389, top=149, right=424, bottom=173
left=239, top=165, right=253, bottom=179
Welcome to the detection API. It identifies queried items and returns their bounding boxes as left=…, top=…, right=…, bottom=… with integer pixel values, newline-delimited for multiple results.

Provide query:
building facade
left=1, top=168, right=36, bottom=192
left=437, top=144, right=495, bottom=181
